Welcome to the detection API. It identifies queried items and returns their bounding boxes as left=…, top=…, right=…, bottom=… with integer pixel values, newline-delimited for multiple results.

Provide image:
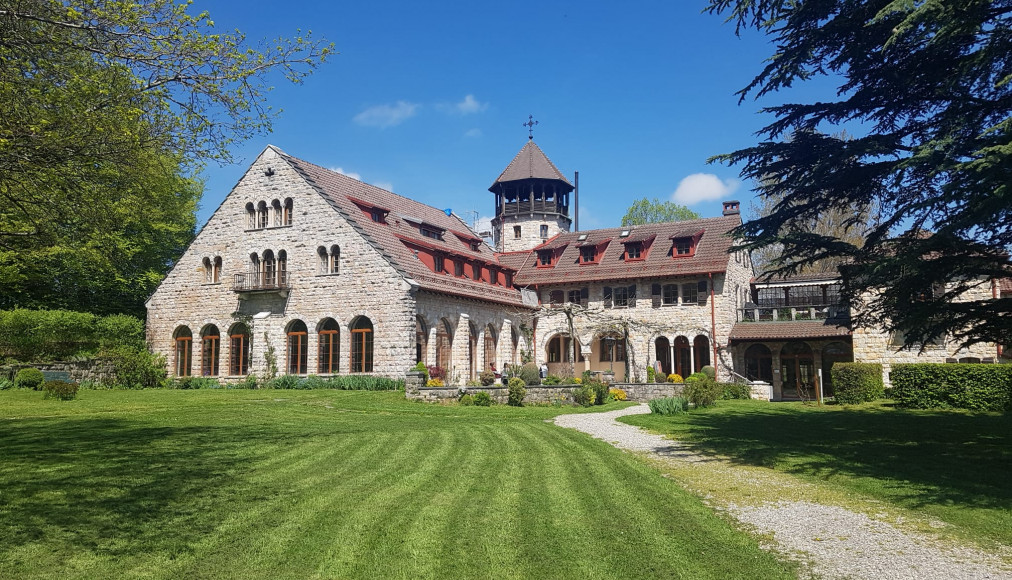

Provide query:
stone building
left=146, top=140, right=1007, bottom=399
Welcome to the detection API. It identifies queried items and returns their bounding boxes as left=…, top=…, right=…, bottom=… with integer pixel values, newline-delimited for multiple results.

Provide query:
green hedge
left=0, top=309, right=144, bottom=362
left=891, top=364, right=1012, bottom=412
left=831, top=363, right=884, bottom=404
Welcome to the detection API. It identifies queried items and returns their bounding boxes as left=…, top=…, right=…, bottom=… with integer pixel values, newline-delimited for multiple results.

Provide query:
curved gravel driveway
left=556, top=403, right=1012, bottom=580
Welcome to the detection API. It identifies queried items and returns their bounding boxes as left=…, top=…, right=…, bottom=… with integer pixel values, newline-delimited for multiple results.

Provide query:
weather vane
left=523, top=115, right=539, bottom=140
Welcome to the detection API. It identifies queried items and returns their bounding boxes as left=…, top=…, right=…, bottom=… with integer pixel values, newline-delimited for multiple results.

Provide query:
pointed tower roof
left=490, top=141, right=572, bottom=190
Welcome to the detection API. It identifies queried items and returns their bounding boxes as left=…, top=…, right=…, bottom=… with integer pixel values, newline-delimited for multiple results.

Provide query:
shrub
left=473, top=391, right=492, bottom=406
left=582, top=370, right=593, bottom=384
left=0, top=309, right=147, bottom=361
left=891, top=363, right=1012, bottom=412
left=720, top=382, right=752, bottom=400
left=699, top=365, right=716, bottom=379
left=95, top=314, right=145, bottom=351
left=239, top=374, right=259, bottom=390
left=107, top=346, right=167, bottom=389
left=667, top=373, right=683, bottom=383
left=459, top=394, right=475, bottom=406
left=266, top=374, right=301, bottom=389
left=591, top=380, right=609, bottom=405
left=42, top=380, right=78, bottom=400
left=427, top=365, right=446, bottom=381
left=0, top=377, right=14, bottom=390
left=571, top=384, right=596, bottom=407
left=572, top=377, right=582, bottom=385
left=411, top=361, right=429, bottom=380
left=519, top=362, right=541, bottom=386
left=300, top=375, right=327, bottom=389
left=608, top=387, right=627, bottom=401
left=649, top=396, right=688, bottom=415
left=831, top=362, right=885, bottom=404
left=465, top=379, right=481, bottom=387
left=684, top=375, right=721, bottom=408
left=507, top=377, right=527, bottom=406
left=646, top=366, right=655, bottom=382
left=173, top=376, right=222, bottom=389
left=479, top=369, right=496, bottom=386
left=321, top=376, right=404, bottom=390
left=426, top=378, right=445, bottom=387
left=542, top=374, right=561, bottom=385
left=14, top=367, right=44, bottom=390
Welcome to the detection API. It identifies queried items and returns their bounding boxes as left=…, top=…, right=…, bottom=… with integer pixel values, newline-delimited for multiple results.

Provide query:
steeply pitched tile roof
left=491, top=141, right=572, bottom=187
left=496, top=250, right=534, bottom=272
left=278, top=150, right=525, bottom=306
left=513, top=215, right=742, bottom=286
left=999, top=277, right=1012, bottom=295
left=728, top=320, right=851, bottom=341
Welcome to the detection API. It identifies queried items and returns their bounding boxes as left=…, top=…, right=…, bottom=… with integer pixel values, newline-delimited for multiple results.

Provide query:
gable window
left=513, top=225, right=522, bottom=239
left=663, top=284, right=678, bottom=305
left=672, top=237, right=693, bottom=256
left=537, top=250, right=554, bottom=267
left=371, top=210, right=384, bottom=223
left=625, top=243, right=642, bottom=260
left=272, top=199, right=283, bottom=226
left=201, top=325, right=220, bottom=377
left=229, top=323, right=250, bottom=376
left=540, top=225, right=549, bottom=239
left=580, top=246, right=596, bottom=264
left=470, top=241, right=481, bottom=251
left=318, top=318, right=340, bottom=374
left=286, top=320, right=308, bottom=375
left=257, top=201, right=269, bottom=229
left=174, top=326, right=192, bottom=377
left=681, top=282, right=698, bottom=305
left=350, top=317, right=374, bottom=373
left=213, top=257, right=221, bottom=283
left=284, top=198, right=293, bottom=225
left=203, top=257, right=213, bottom=283
left=246, top=202, right=256, bottom=229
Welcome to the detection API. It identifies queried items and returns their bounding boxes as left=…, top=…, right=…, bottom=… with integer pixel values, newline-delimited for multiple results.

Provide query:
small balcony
left=736, top=304, right=850, bottom=323
left=233, top=271, right=290, bottom=296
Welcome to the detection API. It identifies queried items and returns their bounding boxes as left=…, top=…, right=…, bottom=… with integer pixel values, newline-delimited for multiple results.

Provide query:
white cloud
left=455, top=94, right=488, bottom=114
left=352, top=101, right=419, bottom=128
left=464, top=128, right=482, bottom=138
left=329, top=167, right=361, bottom=181
left=372, top=181, right=394, bottom=192
left=672, top=173, right=740, bottom=205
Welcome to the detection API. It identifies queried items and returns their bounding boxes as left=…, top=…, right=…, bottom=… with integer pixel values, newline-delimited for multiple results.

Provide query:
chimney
left=722, top=200, right=741, bottom=216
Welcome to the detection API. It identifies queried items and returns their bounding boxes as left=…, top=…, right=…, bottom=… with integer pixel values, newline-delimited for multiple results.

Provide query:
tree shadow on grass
left=0, top=416, right=293, bottom=561
left=671, top=405, right=1012, bottom=513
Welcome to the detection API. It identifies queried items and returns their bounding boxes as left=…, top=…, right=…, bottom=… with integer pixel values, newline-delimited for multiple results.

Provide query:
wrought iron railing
left=233, top=271, right=290, bottom=292
left=736, top=304, right=849, bottom=323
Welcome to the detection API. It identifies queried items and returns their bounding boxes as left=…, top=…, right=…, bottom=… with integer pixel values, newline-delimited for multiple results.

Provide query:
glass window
left=626, top=243, right=641, bottom=260
left=287, top=320, right=308, bottom=375
left=513, top=226, right=522, bottom=239
left=567, top=289, right=581, bottom=304
left=318, top=319, right=340, bottom=374
left=174, top=326, right=192, bottom=377
left=540, top=224, right=549, bottom=238
left=613, top=286, right=629, bottom=307
left=201, top=325, right=219, bottom=377
left=681, top=283, right=698, bottom=305
left=662, top=284, right=677, bottom=305
left=351, top=317, right=374, bottom=373
left=229, top=324, right=250, bottom=376
left=580, top=246, right=595, bottom=263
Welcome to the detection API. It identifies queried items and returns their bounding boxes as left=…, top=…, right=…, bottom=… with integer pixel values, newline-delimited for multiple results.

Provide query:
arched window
left=598, top=333, right=626, bottom=363
left=278, top=250, right=288, bottom=286
left=272, top=199, right=283, bottom=226
left=436, top=319, right=452, bottom=372
left=416, top=316, right=428, bottom=364
left=249, top=253, right=261, bottom=287
left=287, top=320, right=308, bottom=375
left=318, top=246, right=328, bottom=274
left=655, top=337, right=671, bottom=376
left=694, top=335, right=711, bottom=370
left=246, top=202, right=256, bottom=229
left=318, top=318, right=340, bottom=374
left=229, top=323, right=250, bottom=376
left=284, top=198, right=293, bottom=226
left=263, top=250, right=276, bottom=287
left=213, top=257, right=222, bottom=284
left=203, top=257, right=213, bottom=283
left=781, top=342, right=815, bottom=398
left=329, top=245, right=340, bottom=274
left=673, top=336, right=691, bottom=377
left=744, top=344, right=773, bottom=383
left=201, top=325, right=220, bottom=376
left=257, top=201, right=269, bottom=229
left=350, top=317, right=374, bottom=373
left=174, top=326, right=192, bottom=377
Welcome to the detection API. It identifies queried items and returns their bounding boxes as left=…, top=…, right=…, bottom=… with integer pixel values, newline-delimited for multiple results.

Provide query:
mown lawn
left=0, top=389, right=794, bottom=579
left=621, top=399, right=1012, bottom=548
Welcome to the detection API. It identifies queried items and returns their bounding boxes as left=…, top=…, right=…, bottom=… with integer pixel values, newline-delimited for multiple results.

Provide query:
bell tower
left=490, top=135, right=573, bottom=253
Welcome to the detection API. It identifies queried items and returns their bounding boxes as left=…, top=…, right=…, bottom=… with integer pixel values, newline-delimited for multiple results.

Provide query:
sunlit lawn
left=621, top=399, right=1012, bottom=548
left=0, top=389, right=794, bottom=579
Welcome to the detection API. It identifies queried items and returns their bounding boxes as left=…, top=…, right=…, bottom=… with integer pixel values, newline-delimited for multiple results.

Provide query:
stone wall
left=2, top=360, right=116, bottom=384
left=495, top=214, right=570, bottom=254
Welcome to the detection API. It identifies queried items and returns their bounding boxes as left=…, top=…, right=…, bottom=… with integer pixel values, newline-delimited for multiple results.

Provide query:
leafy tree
left=0, top=0, right=331, bottom=315
left=621, top=198, right=700, bottom=226
left=706, top=0, right=1012, bottom=347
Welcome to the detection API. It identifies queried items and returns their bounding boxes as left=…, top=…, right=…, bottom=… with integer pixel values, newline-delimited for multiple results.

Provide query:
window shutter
left=628, top=285, right=637, bottom=307
left=603, top=286, right=612, bottom=308
left=651, top=284, right=661, bottom=308
left=697, top=280, right=708, bottom=305
left=580, top=287, right=589, bottom=308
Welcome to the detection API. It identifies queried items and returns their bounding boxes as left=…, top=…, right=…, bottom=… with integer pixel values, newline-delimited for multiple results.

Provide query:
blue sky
left=194, top=0, right=835, bottom=232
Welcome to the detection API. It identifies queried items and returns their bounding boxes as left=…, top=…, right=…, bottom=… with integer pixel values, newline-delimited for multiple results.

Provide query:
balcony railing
left=736, top=304, right=850, bottom=323
left=501, top=200, right=569, bottom=217
left=233, top=271, right=290, bottom=293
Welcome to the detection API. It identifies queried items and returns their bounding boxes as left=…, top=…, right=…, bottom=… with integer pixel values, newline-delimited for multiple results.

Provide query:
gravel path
left=555, top=404, right=1012, bottom=580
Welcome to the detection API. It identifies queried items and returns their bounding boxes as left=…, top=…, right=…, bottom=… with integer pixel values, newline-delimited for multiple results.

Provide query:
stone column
left=452, top=314, right=470, bottom=386
left=499, top=319, right=513, bottom=369
left=669, top=340, right=676, bottom=378
left=770, top=341, right=784, bottom=401
left=689, top=342, right=696, bottom=375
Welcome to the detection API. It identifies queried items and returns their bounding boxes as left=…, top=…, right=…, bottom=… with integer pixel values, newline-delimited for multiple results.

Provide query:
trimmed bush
left=542, top=374, right=562, bottom=385
left=719, top=382, right=752, bottom=400
left=699, top=365, right=716, bottom=379
left=15, top=367, right=45, bottom=389
left=608, top=388, right=627, bottom=401
left=667, top=373, right=683, bottom=383
left=107, top=346, right=167, bottom=389
left=0, top=309, right=146, bottom=361
left=473, top=391, right=492, bottom=407
left=684, top=375, right=721, bottom=408
left=831, top=362, right=884, bottom=404
left=412, top=361, right=429, bottom=381
left=519, top=362, right=541, bottom=386
left=459, top=393, right=475, bottom=406
left=649, top=396, right=689, bottom=415
left=891, top=363, right=1012, bottom=412
left=479, top=369, right=496, bottom=386
left=571, top=384, right=596, bottom=407
left=646, top=366, right=655, bottom=382
left=42, top=380, right=78, bottom=400
left=507, top=377, right=527, bottom=406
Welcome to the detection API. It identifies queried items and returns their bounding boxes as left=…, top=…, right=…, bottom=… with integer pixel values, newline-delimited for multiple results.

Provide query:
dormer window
left=470, top=241, right=481, bottom=251
left=580, top=246, right=596, bottom=264
left=625, top=243, right=642, bottom=260
left=421, top=227, right=443, bottom=241
left=454, top=260, right=464, bottom=277
left=371, top=209, right=385, bottom=223
left=670, top=234, right=699, bottom=257
left=537, top=250, right=554, bottom=267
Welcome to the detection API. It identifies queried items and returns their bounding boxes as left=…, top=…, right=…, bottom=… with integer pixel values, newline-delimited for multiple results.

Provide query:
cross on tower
left=523, top=115, right=539, bottom=140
